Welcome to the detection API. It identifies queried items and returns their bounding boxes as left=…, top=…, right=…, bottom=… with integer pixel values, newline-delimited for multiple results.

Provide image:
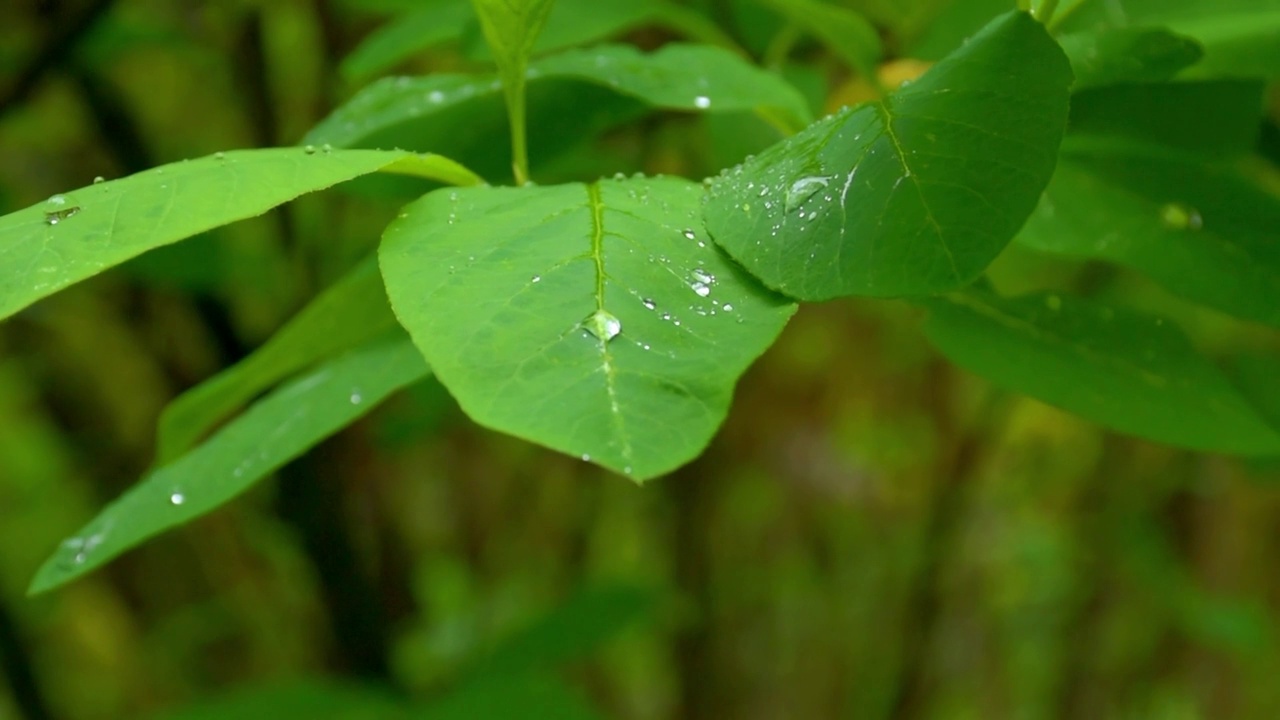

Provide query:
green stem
left=1015, top=0, right=1032, bottom=11
left=1032, top=0, right=1060, bottom=24
left=505, top=75, right=530, bottom=185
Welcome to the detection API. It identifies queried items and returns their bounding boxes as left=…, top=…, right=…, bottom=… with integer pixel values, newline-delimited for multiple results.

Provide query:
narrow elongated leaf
left=703, top=11, right=1072, bottom=300
left=379, top=177, right=795, bottom=481
left=157, top=258, right=401, bottom=462
left=1053, top=0, right=1280, bottom=78
left=0, top=148, right=482, bottom=321
left=923, top=287, right=1280, bottom=455
left=1057, top=27, right=1203, bottom=88
left=28, top=340, right=430, bottom=595
left=340, top=0, right=472, bottom=81
left=308, top=43, right=811, bottom=149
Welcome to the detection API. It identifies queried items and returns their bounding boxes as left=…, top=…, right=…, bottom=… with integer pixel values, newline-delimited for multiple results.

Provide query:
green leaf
left=1053, top=0, right=1280, bottom=78
left=1225, top=353, right=1280, bottom=435
left=28, top=340, right=429, bottom=595
left=340, top=0, right=473, bottom=82
left=153, top=680, right=407, bottom=720
left=418, top=673, right=602, bottom=720
left=0, top=148, right=482, bottom=322
left=756, top=0, right=882, bottom=80
left=923, top=287, right=1280, bottom=455
left=703, top=11, right=1072, bottom=300
left=1057, top=27, right=1203, bottom=89
left=379, top=177, right=795, bottom=481
left=156, top=258, right=401, bottom=463
left=308, top=43, right=812, bottom=150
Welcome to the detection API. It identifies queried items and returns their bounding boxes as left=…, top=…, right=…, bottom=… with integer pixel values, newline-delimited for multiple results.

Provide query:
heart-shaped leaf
left=702, top=11, right=1071, bottom=300
left=923, top=287, right=1280, bottom=455
left=379, top=176, right=795, bottom=481
left=0, top=148, right=481, bottom=321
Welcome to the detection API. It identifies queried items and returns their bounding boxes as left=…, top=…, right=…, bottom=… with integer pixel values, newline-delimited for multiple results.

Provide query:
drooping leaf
left=0, top=148, right=482, bottom=321
left=308, top=43, right=812, bottom=150
left=1053, top=0, right=1280, bottom=78
left=923, top=286, right=1280, bottom=455
left=339, top=0, right=473, bottom=82
left=156, top=257, right=401, bottom=462
left=703, top=11, right=1072, bottom=300
left=1057, top=26, right=1203, bottom=88
left=28, top=340, right=430, bottom=595
left=379, top=177, right=796, bottom=481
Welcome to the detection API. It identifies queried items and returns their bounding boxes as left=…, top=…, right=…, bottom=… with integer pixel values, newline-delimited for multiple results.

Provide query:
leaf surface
left=29, top=340, right=430, bottom=594
left=0, top=148, right=481, bottom=321
left=1057, top=26, right=1203, bottom=88
left=340, top=0, right=473, bottom=81
left=379, top=177, right=795, bottom=481
left=156, top=258, right=401, bottom=462
left=923, top=287, right=1280, bottom=455
left=702, top=11, right=1072, bottom=300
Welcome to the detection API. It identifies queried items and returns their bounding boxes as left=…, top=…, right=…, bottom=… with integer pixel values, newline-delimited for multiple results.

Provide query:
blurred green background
left=2, top=0, right=1280, bottom=718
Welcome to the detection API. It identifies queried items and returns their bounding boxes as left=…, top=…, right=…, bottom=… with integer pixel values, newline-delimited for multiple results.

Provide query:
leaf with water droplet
left=28, top=339, right=430, bottom=595
left=923, top=286, right=1280, bottom=455
left=703, top=11, right=1072, bottom=300
left=0, top=148, right=483, bottom=321
left=379, top=176, right=795, bottom=481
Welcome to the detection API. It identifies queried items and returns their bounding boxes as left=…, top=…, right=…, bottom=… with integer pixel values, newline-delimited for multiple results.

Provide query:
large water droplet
left=691, top=282, right=711, bottom=297
left=92, top=176, right=105, bottom=184
left=1159, top=203, right=1202, bottom=230
left=682, top=228, right=697, bottom=240
left=43, top=193, right=81, bottom=225
left=584, top=309, right=622, bottom=342
left=785, top=176, right=831, bottom=211
left=170, top=492, right=186, bottom=505
left=694, top=95, right=711, bottom=109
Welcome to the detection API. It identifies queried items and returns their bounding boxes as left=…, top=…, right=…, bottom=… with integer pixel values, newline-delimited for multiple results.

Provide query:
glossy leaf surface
left=0, top=148, right=481, bottom=321
left=924, top=287, right=1280, bottom=455
left=703, top=11, right=1072, bottom=300
left=379, top=177, right=795, bottom=481
left=156, top=258, right=401, bottom=462
left=29, top=340, right=430, bottom=594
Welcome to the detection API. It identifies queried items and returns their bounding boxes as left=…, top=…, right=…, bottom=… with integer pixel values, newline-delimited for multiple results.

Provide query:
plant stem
left=1033, top=0, right=1061, bottom=24
left=506, top=78, right=531, bottom=185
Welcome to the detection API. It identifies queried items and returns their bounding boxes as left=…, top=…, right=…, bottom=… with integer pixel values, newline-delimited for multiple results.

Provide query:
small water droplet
left=694, top=95, right=711, bottom=109
left=92, top=176, right=105, bottom=184
left=170, top=492, right=185, bottom=505
left=427, top=90, right=445, bottom=103
left=215, top=151, right=226, bottom=160
left=691, top=268, right=715, bottom=284
left=682, top=228, right=697, bottom=240
left=581, top=453, right=591, bottom=462
left=304, top=144, right=316, bottom=154
left=584, top=309, right=622, bottom=342
left=1159, top=203, right=1202, bottom=230
left=350, top=391, right=363, bottom=404
left=531, top=275, right=541, bottom=283
left=786, top=176, right=831, bottom=211
left=642, top=298, right=656, bottom=310
left=43, top=193, right=80, bottom=225
left=722, top=303, right=734, bottom=312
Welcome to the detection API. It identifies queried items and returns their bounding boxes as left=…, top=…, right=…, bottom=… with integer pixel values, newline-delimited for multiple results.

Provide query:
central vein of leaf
left=584, top=182, right=634, bottom=469
left=587, top=183, right=607, bottom=310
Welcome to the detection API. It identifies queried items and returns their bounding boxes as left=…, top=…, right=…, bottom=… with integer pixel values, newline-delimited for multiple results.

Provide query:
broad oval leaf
left=0, top=148, right=482, bottom=321
left=379, top=176, right=796, bottom=481
left=28, top=339, right=430, bottom=595
left=309, top=43, right=812, bottom=149
left=702, top=11, right=1072, bottom=300
left=156, top=257, right=400, bottom=462
left=1058, top=26, right=1203, bottom=89
left=923, top=287, right=1280, bottom=455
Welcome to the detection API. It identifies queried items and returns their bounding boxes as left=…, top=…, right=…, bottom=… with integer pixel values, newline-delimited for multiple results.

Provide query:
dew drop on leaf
left=694, top=95, right=711, bottom=109
left=584, top=309, right=622, bottom=342
left=785, top=176, right=831, bottom=212
left=43, top=193, right=81, bottom=225
left=169, top=492, right=185, bottom=505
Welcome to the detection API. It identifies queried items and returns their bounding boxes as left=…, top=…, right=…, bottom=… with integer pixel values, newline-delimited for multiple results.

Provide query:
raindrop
left=215, top=151, right=226, bottom=160
left=786, top=176, right=831, bottom=211
left=682, top=228, right=696, bottom=240
left=642, top=298, right=656, bottom=310
left=43, top=193, right=81, bottom=225
left=170, top=492, right=186, bottom=505
left=1159, top=203, right=1202, bottom=231
left=531, top=275, right=541, bottom=283
left=322, top=143, right=332, bottom=153
left=350, top=391, right=363, bottom=405
left=582, top=453, right=592, bottom=462
left=304, top=144, right=316, bottom=154
left=691, top=268, right=715, bottom=284
left=427, top=90, right=445, bottom=103
left=584, top=309, right=622, bottom=342
left=694, top=95, right=711, bottom=109
left=92, top=176, right=105, bottom=184
left=691, top=282, right=711, bottom=297
left=722, top=303, right=734, bottom=312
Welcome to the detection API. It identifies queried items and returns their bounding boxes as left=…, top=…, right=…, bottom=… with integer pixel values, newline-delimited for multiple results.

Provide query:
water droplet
left=304, top=144, right=316, bottom=154
left=215, top=151, right=226, bottom=160
left=531, top=275, right=541, bottom=283
left=642, top=298, right=656, bottom=310
left=682, top=228, right=697, bottom=240
left=722, top=303, right=734, bottom=312
left=170, top=492, right=185, bottom=505
left=694, top=95, right=711, bottom=109
left=691, top=282, right=711, bottom=297
left=692, top=268, right=715, bottom=284
left=350, top=391, right=363, bottom=404
left=427, top=90, right=445, bottom=103
left=43, top=193, right=80, bottom=225
left=786, top=176, right=831, bottom=212
left=1045, top=295, right=1062, bottom=311
left=584, top=309, right=622, bottom=342
left=1159, top=203, right=1202, bottom=230
left=581, top=453, right=591, bottom=462
left=92, top=176, right=105, bottom=184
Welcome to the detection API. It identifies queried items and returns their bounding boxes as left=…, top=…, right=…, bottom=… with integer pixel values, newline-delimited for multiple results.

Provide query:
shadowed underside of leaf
left=379, top=177, right=795, bottom=481
left=0, top=148, right=482, bottom=321
left=923, top=287, right=1280, bottom=455
left=702, top=10, right=1072, bottom=301
left=29, top=340, right=430, bottom=595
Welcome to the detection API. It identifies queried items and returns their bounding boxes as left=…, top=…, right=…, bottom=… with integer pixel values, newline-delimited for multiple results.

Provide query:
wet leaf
left=0, top=148, right=482, bottom=321
left=703, top=11, right=1072, bottom=300
left=923, top=286, right=1280, bottom=455
left=379, top=176, right=795, bottom=481
left=28, top=340, right=430, bottom=595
